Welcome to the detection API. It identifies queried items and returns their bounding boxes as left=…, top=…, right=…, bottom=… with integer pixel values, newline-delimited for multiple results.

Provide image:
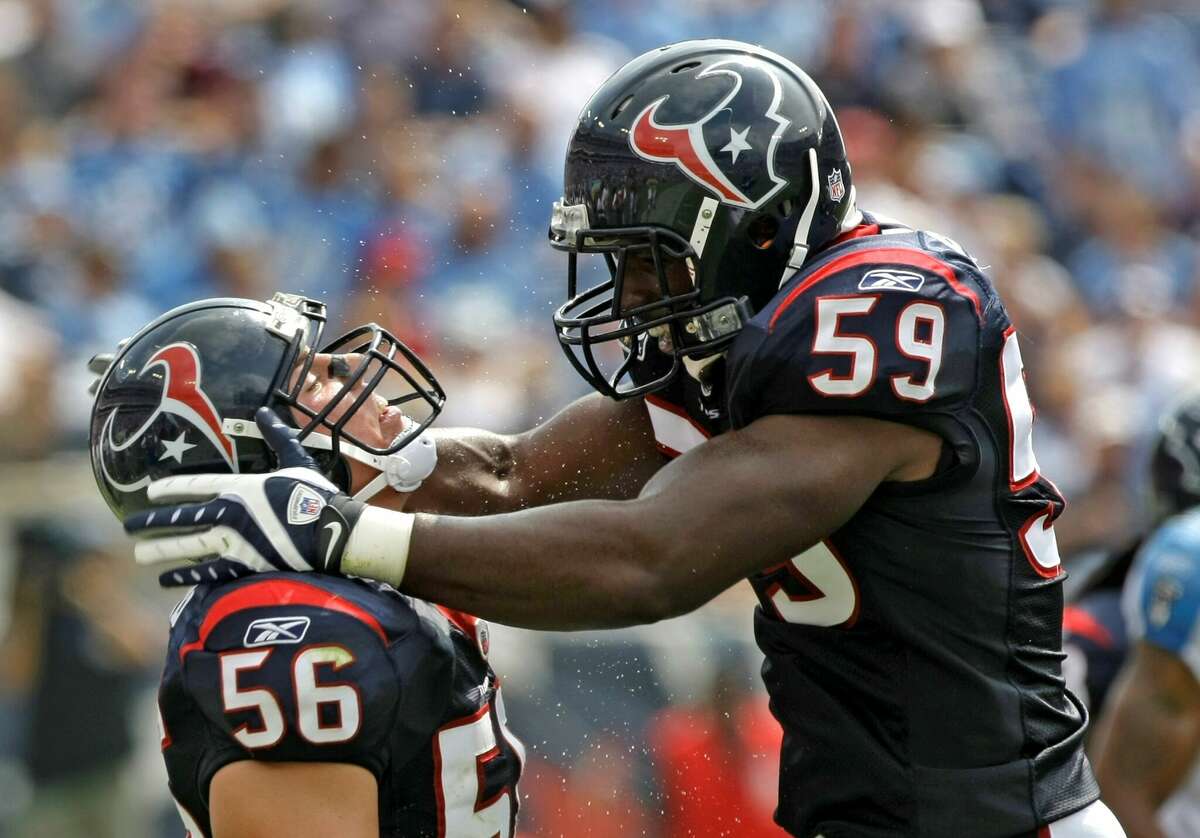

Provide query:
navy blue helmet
left=551, top=39, right=859, bottom=399
left=89, top=293, right=444, bottom=520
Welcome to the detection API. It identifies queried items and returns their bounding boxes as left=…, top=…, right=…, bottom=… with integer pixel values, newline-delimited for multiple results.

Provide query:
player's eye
left=306, top=375, right=322, bottom=394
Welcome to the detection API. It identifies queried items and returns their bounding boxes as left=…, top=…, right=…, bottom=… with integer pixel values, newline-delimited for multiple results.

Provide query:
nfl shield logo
left=827, top=169, right=845, bottom=203
left=287, top=484, right=326, bottom=525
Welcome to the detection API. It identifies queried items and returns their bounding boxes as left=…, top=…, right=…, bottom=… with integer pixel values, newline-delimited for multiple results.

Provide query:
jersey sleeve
left=1123, top=514, right=1200, bottom=682
left=168, top=576, right=454, bottom=789
left=726, top=244, right=987, bottom=437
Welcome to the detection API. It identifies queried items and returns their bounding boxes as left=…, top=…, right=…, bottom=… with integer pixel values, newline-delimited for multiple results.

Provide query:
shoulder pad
left=728, top=241, right=992, bottom=428
left=1125, top=511, right=1200, bottom=680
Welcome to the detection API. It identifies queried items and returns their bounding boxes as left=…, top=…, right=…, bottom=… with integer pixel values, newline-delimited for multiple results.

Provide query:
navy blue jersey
left=639, top=214, right=1097, bottom=837
left=1061, top=540, right=1138, bottom=718
left=158, top=574, right=523, bottom=838
left=1063, top=591, right=1127, bottom=717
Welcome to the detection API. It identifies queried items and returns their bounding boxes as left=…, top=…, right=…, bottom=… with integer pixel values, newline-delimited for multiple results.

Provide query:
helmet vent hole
left=670, top=61, right=701, bottom=74
left=611, top=95, right=634, bottom=120
left=747, top=215, right=780, bottom=250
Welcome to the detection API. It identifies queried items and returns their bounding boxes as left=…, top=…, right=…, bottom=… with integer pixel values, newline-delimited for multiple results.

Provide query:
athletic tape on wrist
left=341, top=506, right=414, bottom=587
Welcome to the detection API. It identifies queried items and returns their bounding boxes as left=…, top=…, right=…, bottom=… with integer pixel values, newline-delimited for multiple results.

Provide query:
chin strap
left=222, top=417, right=438, bottom=502
left=776, top=150, right=863, bottom=290
left=682, top=353, right=723, bottom=382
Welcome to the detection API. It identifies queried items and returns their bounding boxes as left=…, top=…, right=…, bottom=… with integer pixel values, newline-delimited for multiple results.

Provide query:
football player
left=1062, top=545, right=1134, bottom=722
left=126, top=41, right=1122, bottom=836
left=90, top=294, right=524, bottom=838
left=1092, top=392, right=1200, bottom=838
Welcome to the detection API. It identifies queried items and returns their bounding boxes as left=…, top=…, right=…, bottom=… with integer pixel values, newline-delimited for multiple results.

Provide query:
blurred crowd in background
left=0, top=0, right=1198, bottom=835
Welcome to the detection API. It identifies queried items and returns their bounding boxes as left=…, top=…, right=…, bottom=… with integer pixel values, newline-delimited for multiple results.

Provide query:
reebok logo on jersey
left=244, top=616, right=311, bottom=647
left=858, top=269, right=925, bottom=293
left=287, top=484, right=326, bottom=525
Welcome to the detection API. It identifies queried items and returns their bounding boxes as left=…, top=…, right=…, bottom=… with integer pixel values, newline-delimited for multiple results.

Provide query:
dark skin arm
left=402, top=393, right=666, bottom=515
left=1092, top=641, right=1200, bottom=838
left=399, top=412, right=942, bottom=630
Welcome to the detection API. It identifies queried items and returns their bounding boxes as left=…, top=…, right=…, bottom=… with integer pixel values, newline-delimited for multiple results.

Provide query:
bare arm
left=209, top=761, right=378, bottom=838
left=398, top=413, right=942, bottom=630
left=402, top=393, right=665, bottom=515
left=1092, top=642, right=1200, bottom=838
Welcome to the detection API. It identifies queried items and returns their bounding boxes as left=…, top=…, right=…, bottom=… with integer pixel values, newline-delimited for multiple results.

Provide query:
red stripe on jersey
left=829, top=223, right=881, bottom=247
left=179, top=578, right=387, bottom=660
left=768, top=247, right=983, bottom=332
left=436, top=604, right=480, bottom=647
left=1062, top=605, right=1114, bottom=649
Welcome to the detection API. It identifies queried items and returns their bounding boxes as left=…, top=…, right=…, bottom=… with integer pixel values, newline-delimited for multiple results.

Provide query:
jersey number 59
left=808, top=295, right=945, bottom=402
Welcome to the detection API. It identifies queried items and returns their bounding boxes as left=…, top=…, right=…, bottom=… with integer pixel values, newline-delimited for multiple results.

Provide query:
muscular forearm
left=405, top=500, right=692, bottom=630
left=406, top=430, right=651, bottom=516
left=344, top=415, right=900, bottom=631
left=345, top=491, right=757, bottom=631
left=404, top=429, right=524, bottom=515
left=1093, top=644, right=1200, bottom=838
left=403, top=395, right=664, bottom=517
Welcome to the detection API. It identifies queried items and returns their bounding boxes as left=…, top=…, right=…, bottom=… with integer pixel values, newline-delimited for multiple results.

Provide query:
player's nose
left=618, top=266, right=661, bottom=312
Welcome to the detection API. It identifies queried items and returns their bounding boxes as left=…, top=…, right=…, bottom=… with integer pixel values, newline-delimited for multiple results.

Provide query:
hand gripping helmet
left=89, top=293, right=445, bottom=520
left=551, top=39, right=859, bottom=398
left=1150, top=389, right=1200, bottom=522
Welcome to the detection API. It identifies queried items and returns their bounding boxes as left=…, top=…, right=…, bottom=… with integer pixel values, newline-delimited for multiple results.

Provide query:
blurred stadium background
left=0, top=0, right=1198, bottom=835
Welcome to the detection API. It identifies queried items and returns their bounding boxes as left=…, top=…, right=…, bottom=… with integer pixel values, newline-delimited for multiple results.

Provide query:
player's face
left=291, top=352, right=408, bottom=451
left=618, top=249, right=695, bottom=314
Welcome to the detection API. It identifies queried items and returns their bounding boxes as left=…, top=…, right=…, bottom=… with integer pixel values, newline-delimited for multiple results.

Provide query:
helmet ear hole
left=747, top=215, right=780, bottom=250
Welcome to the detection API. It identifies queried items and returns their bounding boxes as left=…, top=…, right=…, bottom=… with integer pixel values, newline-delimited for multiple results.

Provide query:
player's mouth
left=647, top=323, right=674, bottom=353
left=379, top=404, right=408, bottom=442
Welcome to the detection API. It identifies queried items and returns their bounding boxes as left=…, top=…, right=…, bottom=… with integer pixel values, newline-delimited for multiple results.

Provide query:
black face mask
left=552, top=223, right=749, bottom=400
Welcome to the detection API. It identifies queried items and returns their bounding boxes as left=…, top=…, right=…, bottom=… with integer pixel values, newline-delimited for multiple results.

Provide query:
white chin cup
left=340, top=421, right=438, bottom=502
left=381, top=431, right=438, bottom=493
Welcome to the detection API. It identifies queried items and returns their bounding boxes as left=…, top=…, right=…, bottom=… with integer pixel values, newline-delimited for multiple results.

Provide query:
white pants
left=1040, top=800, right=1126, bottom=837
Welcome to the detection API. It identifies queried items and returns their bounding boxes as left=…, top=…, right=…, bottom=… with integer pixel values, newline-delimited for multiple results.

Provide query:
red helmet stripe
left=149, top=344, right=236, bottom=464
left=630, top=99, right=747, bottom=204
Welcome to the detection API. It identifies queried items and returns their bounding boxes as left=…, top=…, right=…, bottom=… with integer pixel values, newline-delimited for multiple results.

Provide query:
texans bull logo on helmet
left=629, top=56, right=790, bottom=211
left=98, top=342, right=238, bottom=493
